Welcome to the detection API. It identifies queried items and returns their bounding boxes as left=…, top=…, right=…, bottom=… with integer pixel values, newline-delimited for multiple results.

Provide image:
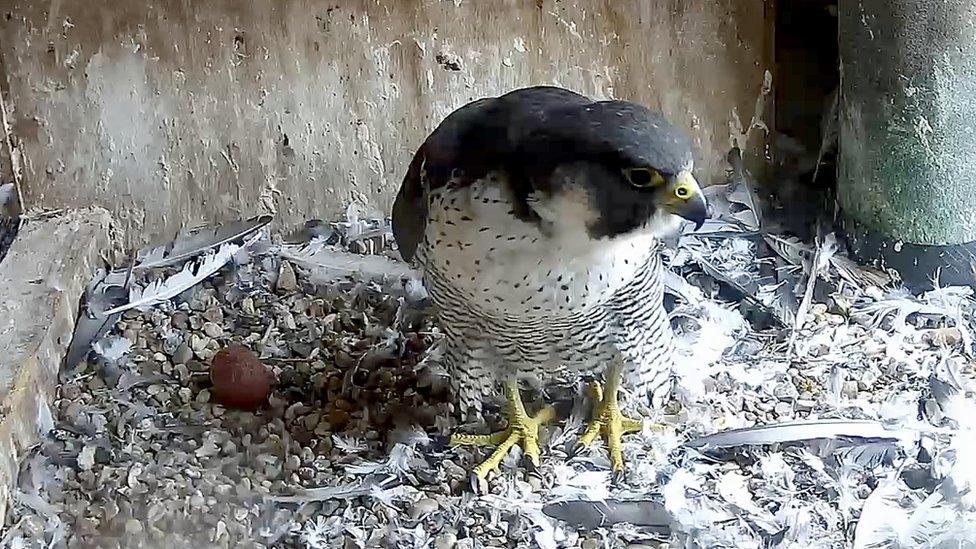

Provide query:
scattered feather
left=135, top=215, right=272, bottom=270
left=686, top=419, right=917, bottom=450
left=789, top=231, right=838, bottom=355
left=103, top=233, right=261, bottom=316
left=91, top=335, right=132, bottom=365
left=280, top=239, right=418, bottom=287
left=725, top=147, right=764, bottom=231
left=542, top=499, right=671, bottom=534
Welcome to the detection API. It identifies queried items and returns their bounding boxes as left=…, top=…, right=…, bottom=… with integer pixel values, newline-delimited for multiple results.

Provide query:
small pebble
left=171, top=311, right=189, bottom=329
left=203, top=322, right=224, bottom=338
left=434, top=532, right=458, bottom=549
left=203, top=307, right=224, bottom=323
left=772, top=381, right=799, bottom=401
left=410, top=498, right=439, bottom=519
left=277, top=261, right=299, bottom=292
left=125, top=519, right=144, bottom=535
left=795, top=399, right=816, bottom=412
left=172, top=343, right=193, bottom=365
left=928, top=327, right=963, bottom=347
left=190, top=492, right=206, bottom=508
left=773, top=401, right=793, bottom=417
left=17, top=219, right=942, bottom=549
left=189, top=334, right=210, bottom=353
left=303, top=412, right=321, bottom=431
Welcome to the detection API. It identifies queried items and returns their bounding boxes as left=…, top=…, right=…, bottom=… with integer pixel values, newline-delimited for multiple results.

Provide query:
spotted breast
left=414, top=173, right=675, bottom=418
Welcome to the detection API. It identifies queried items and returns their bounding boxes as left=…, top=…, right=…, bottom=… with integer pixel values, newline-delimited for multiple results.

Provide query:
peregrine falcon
left=392, top=86, right=707, bottom=480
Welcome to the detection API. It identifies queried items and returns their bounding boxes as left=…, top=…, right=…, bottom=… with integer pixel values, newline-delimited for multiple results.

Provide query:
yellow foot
left=578, top=380, right=645, bottom=472
left=450, top=379, right=556, bottom=481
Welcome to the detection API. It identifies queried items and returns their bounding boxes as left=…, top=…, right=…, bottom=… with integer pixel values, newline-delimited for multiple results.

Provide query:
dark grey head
left=391, top=86, right=709, bottom=262
left=512, top=97, right=707, bottom=239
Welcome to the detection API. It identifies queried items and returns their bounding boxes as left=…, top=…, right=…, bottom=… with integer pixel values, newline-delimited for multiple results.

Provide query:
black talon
left=469, top=471, right=488, bottom=495
left=611, top=469, right=625, bottom=485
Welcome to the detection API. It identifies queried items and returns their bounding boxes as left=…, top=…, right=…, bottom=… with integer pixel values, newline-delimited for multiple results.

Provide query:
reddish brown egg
left=209, top=344, right=273, bottom=410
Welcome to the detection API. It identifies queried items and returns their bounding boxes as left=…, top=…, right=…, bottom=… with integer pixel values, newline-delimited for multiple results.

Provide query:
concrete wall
left=0, top=0, right=771, bottom=248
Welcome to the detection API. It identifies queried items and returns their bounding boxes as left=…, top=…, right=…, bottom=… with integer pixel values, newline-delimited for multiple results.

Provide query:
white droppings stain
left=7, top=1, right=771, bottom=248
left=513, top=37, right=527, bottom=53
left=547, top=11, right=584, bottom=41
left=63, top=49, right=80, bottom=68
left=354, top=120, right=386, bottom=178
left=259, top=175, right=283, bottom=215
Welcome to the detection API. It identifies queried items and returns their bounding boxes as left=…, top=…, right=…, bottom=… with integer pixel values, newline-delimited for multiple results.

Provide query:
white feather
left=269, top=482, right=374, bottom=503
left=279, top=239, right=418, bottom=285
left=788, top=232, right=838, bottom=356
left=91, top=335, right=132, bottom=364
left=103, top=233, right=259, bottom=316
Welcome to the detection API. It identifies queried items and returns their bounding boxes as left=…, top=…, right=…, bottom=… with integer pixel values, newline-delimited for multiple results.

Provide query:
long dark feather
left=135, top=214, right=271, bottom=270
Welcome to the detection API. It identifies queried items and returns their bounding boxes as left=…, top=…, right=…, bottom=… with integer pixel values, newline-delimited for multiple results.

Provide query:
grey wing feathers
left=391, top=86, right=591, bottom=263
left=391, top=147, right=431, bottom=264
left=391, top=96, right=493, bottom=263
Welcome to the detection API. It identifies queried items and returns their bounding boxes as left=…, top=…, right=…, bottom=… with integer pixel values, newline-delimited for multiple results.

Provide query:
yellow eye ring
left=624, top=167, right=666, bottom=188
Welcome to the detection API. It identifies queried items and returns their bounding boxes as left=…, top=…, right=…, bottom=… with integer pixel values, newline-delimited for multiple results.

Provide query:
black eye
left=625, top=168, right=661, bottom=188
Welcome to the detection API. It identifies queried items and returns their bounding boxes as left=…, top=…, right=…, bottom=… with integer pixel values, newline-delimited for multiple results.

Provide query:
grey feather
left=837, top=442, right=904, bottom=469
left=764, top=232, right=892, bottom=290
left=725, top=147, right=763, bottom=231
left=64, top=264, right=134, bottom=370
left=134, top=214, right=271, bottom=270
left=763, top=233, right=810, bottom=266
left=693, top=252, right=787, bottom=328
left=542, top=499, right=672, bottom=534
left=103, top=234, right=260, bottom=316
left=279, top=239, right=419, bottom=286
left=684, top=419, right=917, bottom=449
left=268, top=484, right=374, bottom=503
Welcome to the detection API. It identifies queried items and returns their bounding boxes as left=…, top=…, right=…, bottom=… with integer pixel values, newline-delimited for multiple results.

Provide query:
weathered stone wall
left=0, top=0, right=771, bottom=247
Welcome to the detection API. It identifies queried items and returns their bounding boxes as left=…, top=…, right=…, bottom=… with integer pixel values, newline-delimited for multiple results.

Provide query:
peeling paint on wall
left=0, top=0, right=769, bottom=247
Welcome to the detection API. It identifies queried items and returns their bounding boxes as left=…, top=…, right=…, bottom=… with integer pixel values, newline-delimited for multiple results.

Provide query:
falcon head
left=516, top=99, right=707, bottom=240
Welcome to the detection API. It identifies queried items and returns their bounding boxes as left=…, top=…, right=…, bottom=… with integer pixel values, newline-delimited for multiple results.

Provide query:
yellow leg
left=578, top=363, right=646, bottom=472
left=450, top=378, right=556, bottom=480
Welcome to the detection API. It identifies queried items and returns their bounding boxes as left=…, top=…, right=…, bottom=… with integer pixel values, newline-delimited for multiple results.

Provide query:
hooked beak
left=664, top=170, right=707, bottom=230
